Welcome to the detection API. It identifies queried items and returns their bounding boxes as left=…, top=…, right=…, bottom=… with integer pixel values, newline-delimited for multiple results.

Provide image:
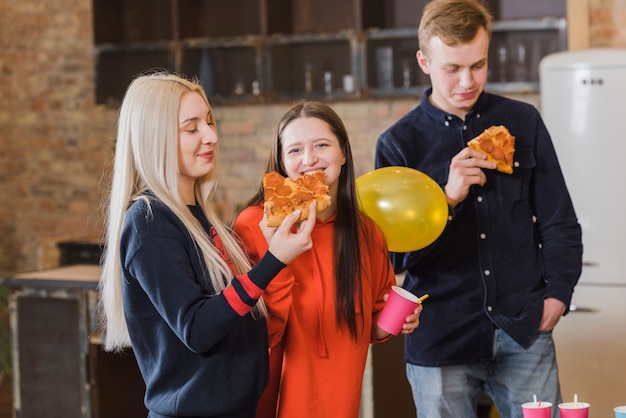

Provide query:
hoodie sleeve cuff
left=247, top=250, right=287, bottom=290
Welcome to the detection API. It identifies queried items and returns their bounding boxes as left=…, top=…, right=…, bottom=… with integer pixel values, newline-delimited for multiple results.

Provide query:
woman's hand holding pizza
left=262, top=200, right=316, bottom=265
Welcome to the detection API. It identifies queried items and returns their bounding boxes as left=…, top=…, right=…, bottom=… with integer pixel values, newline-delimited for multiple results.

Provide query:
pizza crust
left=467, top=125, right=516, bottom=174
left=263, top=171, right=331, bottom=227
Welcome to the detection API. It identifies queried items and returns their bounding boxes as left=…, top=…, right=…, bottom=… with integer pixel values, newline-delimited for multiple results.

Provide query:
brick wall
left=0, top=0, right=624, bottom=275
left=0, top=0, right=117, bottom=273
left=589, top=0, right=626, bottom=47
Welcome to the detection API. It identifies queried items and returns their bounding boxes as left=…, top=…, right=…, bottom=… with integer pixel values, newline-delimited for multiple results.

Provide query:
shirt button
left=514, top=161, right=520, bottom=168
left=448, top=215, right=453, bottom=221
left=477, top=196, right=483, bottom=202
left=480, top=233, right=486, bottom=239
left=463, top=125, right=468, bottom=131
left=445, top=121, right=450, bottom=126
left=487, top=306, right=493, bottom=312
left=484, top=270, right=490, bottom=276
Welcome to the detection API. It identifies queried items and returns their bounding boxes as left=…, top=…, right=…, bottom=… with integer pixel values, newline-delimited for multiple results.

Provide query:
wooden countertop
left=0, top=264, right=102, bottom=290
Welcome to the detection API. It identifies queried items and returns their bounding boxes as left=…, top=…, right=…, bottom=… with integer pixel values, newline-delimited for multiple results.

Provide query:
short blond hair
left=418, top=0, right=493, bottom=57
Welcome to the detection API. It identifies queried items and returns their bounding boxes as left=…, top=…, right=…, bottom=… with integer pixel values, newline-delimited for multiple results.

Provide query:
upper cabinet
left=92, top=0, right=567, bottom=105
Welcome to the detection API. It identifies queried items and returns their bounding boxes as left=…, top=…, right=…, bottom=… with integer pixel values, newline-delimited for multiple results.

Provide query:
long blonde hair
left=242, top=100, right=372, bottom=339
left=99, top=72, right=265, bottom=352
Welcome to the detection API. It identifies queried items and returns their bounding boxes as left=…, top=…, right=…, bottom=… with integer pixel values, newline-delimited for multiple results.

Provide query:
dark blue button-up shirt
left=375, top=89, right=582, bottom=366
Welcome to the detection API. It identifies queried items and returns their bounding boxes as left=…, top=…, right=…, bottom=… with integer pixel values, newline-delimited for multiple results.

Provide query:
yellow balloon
left=356, top=167, right=448, bottom=252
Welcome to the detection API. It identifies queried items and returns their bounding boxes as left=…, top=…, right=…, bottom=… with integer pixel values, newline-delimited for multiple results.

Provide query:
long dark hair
left=243, top=100, right=366, bottom=339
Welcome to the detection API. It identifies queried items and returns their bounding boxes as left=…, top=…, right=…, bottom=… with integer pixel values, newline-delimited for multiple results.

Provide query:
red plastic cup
left=558, top=402, right=590, bottom=418
left=521, top=401, right=552, bottom=418
left=377, top=286, right=420, bottom=335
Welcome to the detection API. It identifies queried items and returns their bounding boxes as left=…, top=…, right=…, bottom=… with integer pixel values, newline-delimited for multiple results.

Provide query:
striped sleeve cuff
left=223, top=251, right=286, bottom=316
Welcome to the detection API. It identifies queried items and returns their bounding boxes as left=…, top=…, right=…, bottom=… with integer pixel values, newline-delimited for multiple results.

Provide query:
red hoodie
left=234, top=204, right=395, bottom=418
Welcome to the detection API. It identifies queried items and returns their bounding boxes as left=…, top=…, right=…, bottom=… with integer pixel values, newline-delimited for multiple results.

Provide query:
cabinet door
left=13, top=295, right=85, bottom=417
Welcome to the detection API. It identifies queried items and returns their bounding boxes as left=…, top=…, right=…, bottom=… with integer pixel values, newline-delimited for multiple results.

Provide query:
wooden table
left=1, top=264, right=146, bottom=418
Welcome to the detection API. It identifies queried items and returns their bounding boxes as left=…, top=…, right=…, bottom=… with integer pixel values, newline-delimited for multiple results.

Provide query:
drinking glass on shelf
left=304, top=64, right=313, bottom=94
left=376, top=46, right=394, bottom=89
left=497, top=44, right=507, bottom=82
left=402, top=59, right=411, bottom=89
left=342, top=74, right=355, bottom=94
left=515, top=40, right=527, bottom=81
left=324, top=71, right=333, bottom=95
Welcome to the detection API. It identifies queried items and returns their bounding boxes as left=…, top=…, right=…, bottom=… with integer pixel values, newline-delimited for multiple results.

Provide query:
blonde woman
left=99, top=72, right=315, bottom=418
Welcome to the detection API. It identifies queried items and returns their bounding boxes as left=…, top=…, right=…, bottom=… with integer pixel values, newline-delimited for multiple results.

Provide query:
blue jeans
left=406, top=329, right=562, bottom=418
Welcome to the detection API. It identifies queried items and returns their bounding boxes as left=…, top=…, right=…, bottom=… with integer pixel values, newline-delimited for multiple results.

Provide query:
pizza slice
left=263, top=171, right=331, bottom=227
left=468, top=125, right=516, bottom=174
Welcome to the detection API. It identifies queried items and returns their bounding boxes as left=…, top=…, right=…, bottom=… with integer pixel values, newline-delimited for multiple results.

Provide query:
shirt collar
left=420, top=87, right=488, bottom=125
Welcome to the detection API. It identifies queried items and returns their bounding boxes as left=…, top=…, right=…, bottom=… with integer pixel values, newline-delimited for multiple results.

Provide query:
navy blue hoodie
left=120, top=197, right=284, bottom=417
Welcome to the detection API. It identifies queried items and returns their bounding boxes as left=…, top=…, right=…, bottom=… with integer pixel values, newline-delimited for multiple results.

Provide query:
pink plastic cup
left=377, top=286, right=420, bottom=335
left=558, top=402, right=590, bottom=418
left=521, top=401, right=552, bottom=418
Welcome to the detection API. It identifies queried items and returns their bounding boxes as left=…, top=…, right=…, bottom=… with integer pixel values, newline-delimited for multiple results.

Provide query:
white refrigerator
left=539, top=49, right=626, bottom=417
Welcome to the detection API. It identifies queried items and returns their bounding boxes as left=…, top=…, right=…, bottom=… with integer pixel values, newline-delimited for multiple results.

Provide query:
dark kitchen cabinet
left=92, top=0, right=567, bottom=104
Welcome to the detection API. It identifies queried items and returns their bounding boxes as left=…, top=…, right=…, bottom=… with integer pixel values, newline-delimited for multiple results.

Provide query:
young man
left=375, top=1, right=583, bottom=417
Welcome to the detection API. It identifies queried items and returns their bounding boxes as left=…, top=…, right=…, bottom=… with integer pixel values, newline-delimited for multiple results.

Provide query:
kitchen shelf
left=364, top=28, right=428, bottom=97
left=180, top=36, right=264, bottom=102
left=363, top=17, right=566, bottom=97
left=92, top=0, right=567, bottom=105
left=266, top=31, right=360, bottom=101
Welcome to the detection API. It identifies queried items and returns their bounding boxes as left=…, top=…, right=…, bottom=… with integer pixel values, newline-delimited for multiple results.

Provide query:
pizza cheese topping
left=468, top=125, right=516, bottom=174
left=263, top=171, right=331, bottom=227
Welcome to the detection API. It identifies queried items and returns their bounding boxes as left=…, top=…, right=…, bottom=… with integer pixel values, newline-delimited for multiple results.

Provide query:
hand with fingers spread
left=444, top=147, right=497, bottom=208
